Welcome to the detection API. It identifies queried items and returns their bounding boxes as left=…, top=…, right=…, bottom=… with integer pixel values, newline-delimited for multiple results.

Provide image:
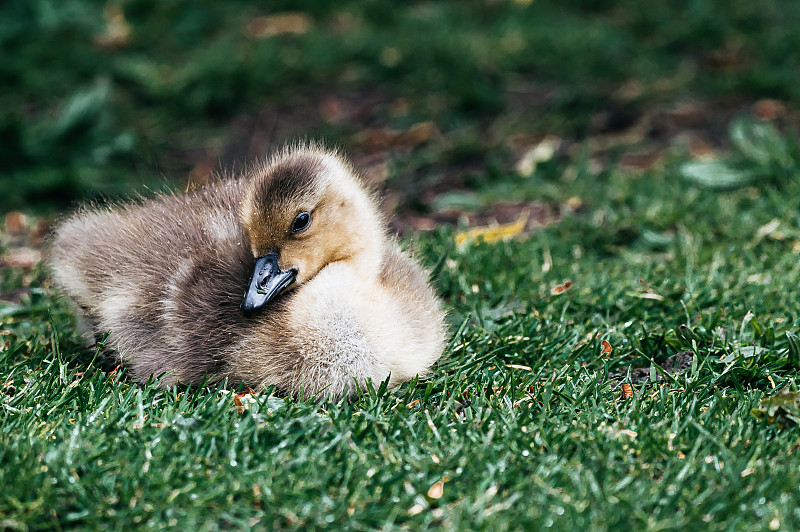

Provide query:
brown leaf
left=233, top=388, right=257, bottom=414
left=621, top=383, right=633, bottom=400
left=550, top=280, right=573, bottom=296
left=234, top=395, right=245, bottom=414
left=245, top=13, right=312, bottom=39
left=601, top=339, right=613, bottom=355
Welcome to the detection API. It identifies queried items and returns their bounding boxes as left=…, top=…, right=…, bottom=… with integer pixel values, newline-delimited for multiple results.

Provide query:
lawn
left=3, top=1, right=800, bottom=530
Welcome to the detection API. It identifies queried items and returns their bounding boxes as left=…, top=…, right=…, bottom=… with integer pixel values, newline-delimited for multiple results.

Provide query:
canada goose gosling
left=47, top=146, right=447, bottom=399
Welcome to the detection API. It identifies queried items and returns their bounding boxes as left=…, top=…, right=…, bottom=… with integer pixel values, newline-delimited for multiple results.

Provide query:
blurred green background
left=3, top=0, right=799, bottom=214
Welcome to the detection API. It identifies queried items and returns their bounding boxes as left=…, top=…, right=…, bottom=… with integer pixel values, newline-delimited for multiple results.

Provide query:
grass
left=4, top=0, right=800, bottom=530
left=4, top=0, right=800, bottom=210
left=4, top=122, right=800, bottom=530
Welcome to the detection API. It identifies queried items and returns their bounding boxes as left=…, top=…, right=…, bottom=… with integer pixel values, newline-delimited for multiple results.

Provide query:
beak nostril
left=242, top=254, right=298, bottom=316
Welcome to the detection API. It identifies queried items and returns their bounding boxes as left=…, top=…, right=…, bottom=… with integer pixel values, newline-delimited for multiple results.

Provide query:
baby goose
left=47, top=145, right=446, bottom=399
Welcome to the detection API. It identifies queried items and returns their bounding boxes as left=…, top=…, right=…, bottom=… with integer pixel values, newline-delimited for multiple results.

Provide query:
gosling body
left=47, top=146, right=446, bottom=398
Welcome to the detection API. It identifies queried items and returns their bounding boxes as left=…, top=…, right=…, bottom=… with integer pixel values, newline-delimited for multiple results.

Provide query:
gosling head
left=239, top=147, right=384, bottom=317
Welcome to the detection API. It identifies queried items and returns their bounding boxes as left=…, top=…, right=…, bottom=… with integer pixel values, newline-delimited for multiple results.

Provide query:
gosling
left=47, top=145, right=447, bottom=399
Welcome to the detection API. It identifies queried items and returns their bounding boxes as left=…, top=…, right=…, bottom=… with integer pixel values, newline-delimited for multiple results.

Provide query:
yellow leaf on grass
left=455, top=212, right=528, bottom=247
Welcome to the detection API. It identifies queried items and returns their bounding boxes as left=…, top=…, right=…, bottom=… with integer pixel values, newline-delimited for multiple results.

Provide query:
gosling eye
left=291, top=211, right=311, bottom=233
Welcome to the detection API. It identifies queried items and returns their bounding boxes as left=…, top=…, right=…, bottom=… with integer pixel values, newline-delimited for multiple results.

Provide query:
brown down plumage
left=46, top=145, right=447, bottom=399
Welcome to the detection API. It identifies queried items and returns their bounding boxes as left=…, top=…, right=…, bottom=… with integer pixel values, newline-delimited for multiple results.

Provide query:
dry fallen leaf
left=621, top=383, right=633, bottom=400
left=455, top=211, right=529, bottom=247
left=506, top=364, right=532, bottom=371
left=549, top=280, right=573, bottom=296
left=601, top=339, right=613, bottom=355
left=427, top=480, right=444, bottom=499
left=426, top=474, right=450, bottom=500
left=233, top=395, right=245, bottom=414
left=233, top=388, right=257, bottom=414
left=245, top=13, right=312, bottom=39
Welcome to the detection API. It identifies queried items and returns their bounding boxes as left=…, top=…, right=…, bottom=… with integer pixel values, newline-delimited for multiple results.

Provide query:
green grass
left=4, top=0, right=800, bottom=530
left=5, top=122, right=800, bottom=530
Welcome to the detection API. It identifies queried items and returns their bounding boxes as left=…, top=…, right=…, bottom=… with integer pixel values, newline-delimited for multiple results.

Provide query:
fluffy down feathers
left=47, top=145, right=446, bottom=399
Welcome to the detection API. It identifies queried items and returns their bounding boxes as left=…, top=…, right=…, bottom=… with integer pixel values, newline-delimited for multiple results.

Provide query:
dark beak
left=241, top=252, right=297, bottom=317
